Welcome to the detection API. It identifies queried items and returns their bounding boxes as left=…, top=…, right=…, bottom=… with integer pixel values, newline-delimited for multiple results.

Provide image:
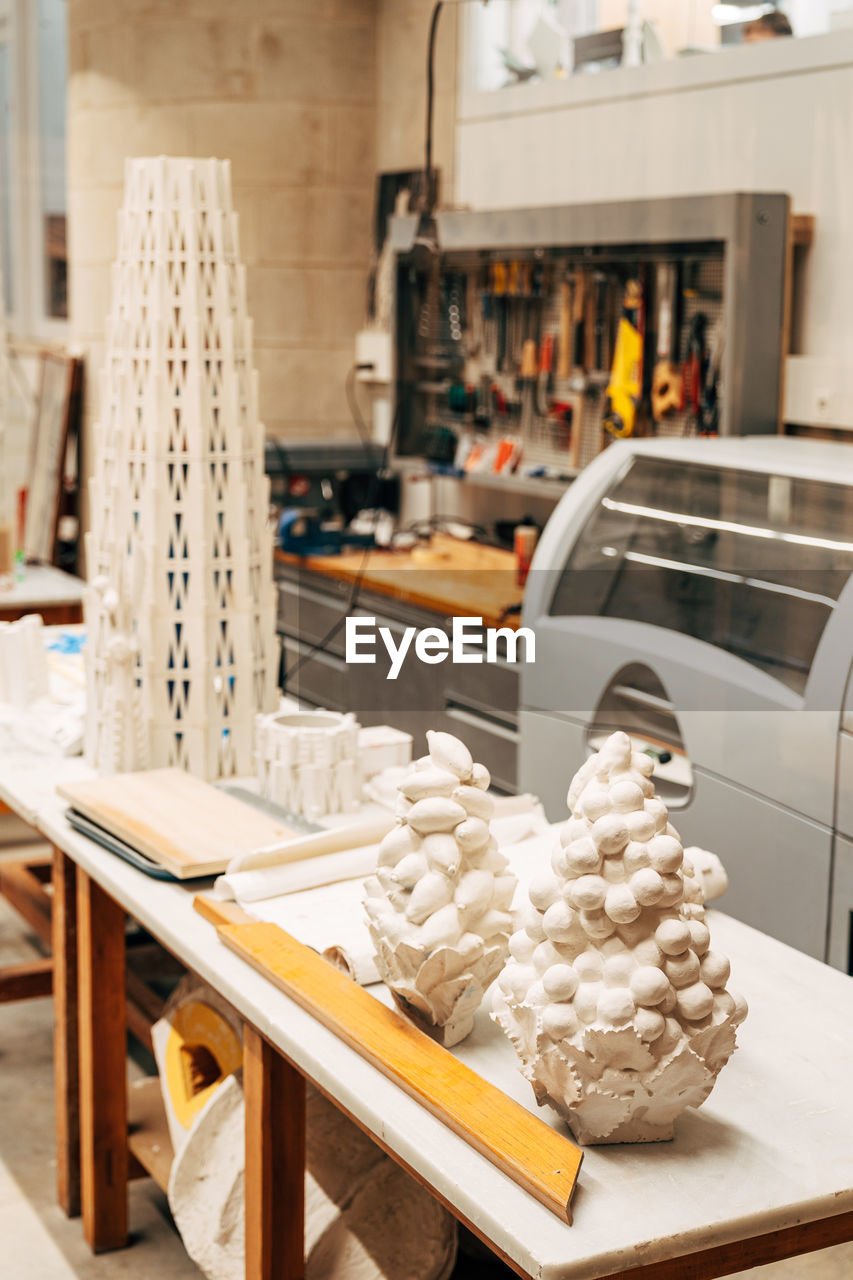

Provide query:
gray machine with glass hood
left=519, top=436, right=853, bottom=967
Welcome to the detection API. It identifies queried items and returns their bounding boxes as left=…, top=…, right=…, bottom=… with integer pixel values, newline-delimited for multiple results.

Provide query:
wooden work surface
left=26, top=761, right=853, bottom=1280
left=276, top=534, right=523, bottom=629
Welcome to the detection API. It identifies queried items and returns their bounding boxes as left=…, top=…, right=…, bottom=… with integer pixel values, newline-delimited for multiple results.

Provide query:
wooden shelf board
left=128, top=1077, right=173, bottom=1193
left=462, top=470, right=575, bottom=499
left=0, top=856, right=53, bottom=946
left=0, top=956, right=53, bottom=1004
left=791, top=213, right=815, bottom=248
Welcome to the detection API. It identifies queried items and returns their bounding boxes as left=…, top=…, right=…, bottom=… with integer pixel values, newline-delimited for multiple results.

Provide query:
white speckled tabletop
left=3, top=743, right=845, bottom=1280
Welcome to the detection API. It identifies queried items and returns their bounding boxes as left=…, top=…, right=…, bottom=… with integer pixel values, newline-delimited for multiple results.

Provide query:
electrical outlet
left=815, top=388, right=833, bottom=420
left=355, top=331, right=392, bottom=383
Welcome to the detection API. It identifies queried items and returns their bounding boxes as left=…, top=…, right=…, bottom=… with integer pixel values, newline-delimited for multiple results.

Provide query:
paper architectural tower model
left=364, top=731, right=517, bottom=1046
left=0, top=615, right=50, bottom=708
left=85, top=156, right=278, bottom=778
left=493, top=731, right=747, bottom=1143
left=255, top=707, right=360, bottom=820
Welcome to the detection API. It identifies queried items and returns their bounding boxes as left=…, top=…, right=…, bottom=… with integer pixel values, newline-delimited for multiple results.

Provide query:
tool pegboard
left=388, top=196, right=790, bottom=491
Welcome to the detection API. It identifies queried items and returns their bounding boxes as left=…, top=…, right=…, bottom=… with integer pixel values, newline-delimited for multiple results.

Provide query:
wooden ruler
left=195, top=897, right=582, bottom=1223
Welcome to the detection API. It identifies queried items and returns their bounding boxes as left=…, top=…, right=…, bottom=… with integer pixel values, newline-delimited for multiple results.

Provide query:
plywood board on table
left=58, top=769, right=302, bottom=879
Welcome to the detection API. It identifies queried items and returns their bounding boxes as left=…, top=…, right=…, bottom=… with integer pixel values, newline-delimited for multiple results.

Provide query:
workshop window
left=0, top=14, right=14, bottom=315
left=549, top=456, right=853, bottom=696
left=36, top=0, right=67, bottom=321
left=464, top=2, right=853, bottom=93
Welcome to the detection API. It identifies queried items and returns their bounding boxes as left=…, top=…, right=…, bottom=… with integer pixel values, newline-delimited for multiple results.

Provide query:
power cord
left=279, top=545, right=370, bottom=690
left=345, top=363, right=375, bottom=452
left=266, top=436, right=294, bottom=509
left=280, top=1, right=459, bottom=692
left=423, top=2, right=443, bottom=215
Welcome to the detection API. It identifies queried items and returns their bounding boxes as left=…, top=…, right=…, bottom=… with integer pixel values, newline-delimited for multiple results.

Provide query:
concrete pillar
left=67, top=0, right=378, bottom=533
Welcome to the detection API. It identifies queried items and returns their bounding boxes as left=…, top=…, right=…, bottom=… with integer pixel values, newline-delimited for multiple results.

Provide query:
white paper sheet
left=216, top=843, right=380, bottom=903
left=223, top=811, right=556, bottom=987
left=241, top=878, right=381, bottom=984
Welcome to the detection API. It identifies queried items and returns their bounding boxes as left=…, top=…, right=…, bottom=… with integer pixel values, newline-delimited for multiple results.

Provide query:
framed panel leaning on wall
left=24, top=349, right=80, bottom=564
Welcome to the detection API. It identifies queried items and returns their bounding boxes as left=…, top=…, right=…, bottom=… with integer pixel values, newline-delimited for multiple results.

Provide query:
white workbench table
left=0, top=748, right=92, bottom=829
left=0, top=565, right=84, bottom=623
left=31, top=781, right=853, bottom=1280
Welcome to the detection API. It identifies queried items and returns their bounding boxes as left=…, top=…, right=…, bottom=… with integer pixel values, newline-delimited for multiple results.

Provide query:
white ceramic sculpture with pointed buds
left=364, top=731, right=517, bottom=1047
left=493, top=731, right=747, bottom=1144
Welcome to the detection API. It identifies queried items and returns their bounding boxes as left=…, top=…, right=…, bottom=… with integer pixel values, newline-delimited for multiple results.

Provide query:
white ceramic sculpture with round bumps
left=364, top=731, right=517, bottom=1047
left=493, top=730, right=747, bottom=1144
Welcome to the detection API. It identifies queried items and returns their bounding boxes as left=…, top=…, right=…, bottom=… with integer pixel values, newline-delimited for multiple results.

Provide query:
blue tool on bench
left=278, top=509, right=375, bottom=557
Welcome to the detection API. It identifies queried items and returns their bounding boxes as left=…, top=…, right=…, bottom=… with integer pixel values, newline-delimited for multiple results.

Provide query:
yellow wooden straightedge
left=194, top=896, right=582, bottom=1224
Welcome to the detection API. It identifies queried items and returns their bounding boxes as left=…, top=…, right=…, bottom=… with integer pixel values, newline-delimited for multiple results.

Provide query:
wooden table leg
left=77, top=870, right=128, bottom=1252
left=52, top=846, right=80, bottom=1218
left=244, top=1026, right=306, bottom=1280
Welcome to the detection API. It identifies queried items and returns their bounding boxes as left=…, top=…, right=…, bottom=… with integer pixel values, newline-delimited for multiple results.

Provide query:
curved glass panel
left=549, top=454, right=853, bottom=694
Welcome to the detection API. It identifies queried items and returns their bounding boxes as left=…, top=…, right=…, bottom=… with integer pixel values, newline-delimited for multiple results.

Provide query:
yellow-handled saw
left=602, top=279, right=643, bottom=438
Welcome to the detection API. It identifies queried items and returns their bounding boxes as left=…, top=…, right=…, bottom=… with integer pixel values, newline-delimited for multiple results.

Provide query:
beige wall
left=376, top=0, right=458, bottom=203
left=67, top=0, right=378, bottom=467
left=67, top=0, right=465, bottom=557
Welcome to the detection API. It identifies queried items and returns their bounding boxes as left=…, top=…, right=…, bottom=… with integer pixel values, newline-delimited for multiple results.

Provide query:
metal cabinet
left=275, top=563, right=520, bottom=792
left=520, top=435, right=853, bottom=964
left=828, top=837, right=853, bottom=974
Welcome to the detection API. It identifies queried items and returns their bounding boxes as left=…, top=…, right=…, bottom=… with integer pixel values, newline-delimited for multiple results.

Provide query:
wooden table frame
left=0, top=845, right=54, bottom=1006
left=52, top=846, right=309, bottom=1271
left=53, top=839, right=521, bottom=1276
left=52, top=847, right=81, bottom=1219
left=46, top=836, right=853, bottom=1280
left=0, top=600, right=83, bottom=627
left=0, top=841, right=171, bottom=1029
left=0, top=804, right=171, bottom=1221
